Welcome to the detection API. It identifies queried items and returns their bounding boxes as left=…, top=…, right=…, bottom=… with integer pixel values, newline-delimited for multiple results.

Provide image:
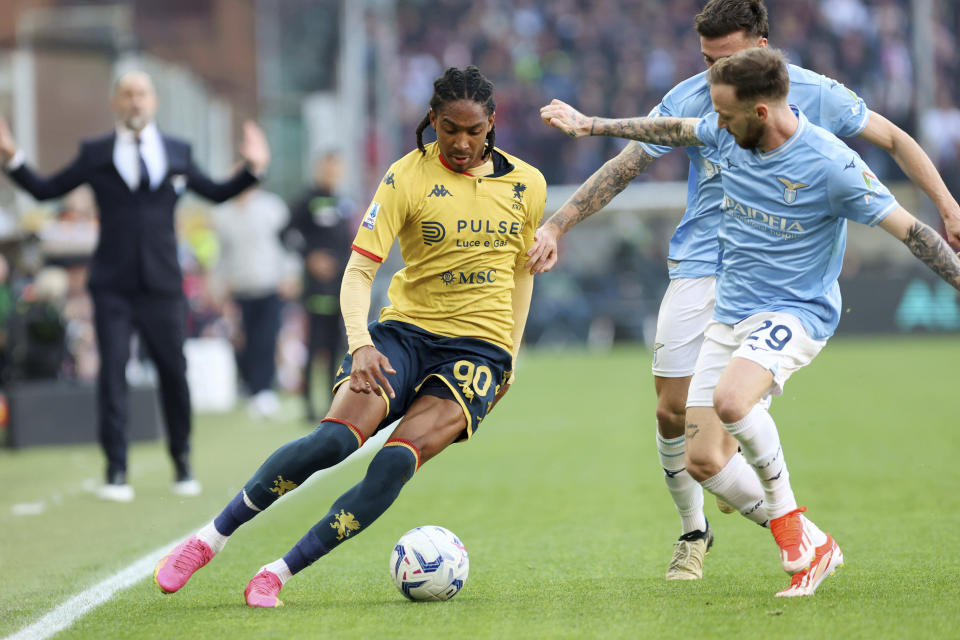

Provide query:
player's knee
left=685, top=447, right=726, bottom=482
left=655, top=402, right=686, bottom=437
left=365, top=441, right=419, bottom=491
left=303, top=420, right=362, bottom=464
left=712, top=390, right=751, bottom=425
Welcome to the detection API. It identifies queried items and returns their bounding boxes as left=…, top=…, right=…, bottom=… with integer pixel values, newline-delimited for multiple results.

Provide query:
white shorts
left=652, top=276, right=716, bottom=377
left=686, top=312, right=826, bottom=407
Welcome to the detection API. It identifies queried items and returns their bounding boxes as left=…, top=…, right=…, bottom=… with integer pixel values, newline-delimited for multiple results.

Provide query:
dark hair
left=706, top=47, right=789, bottom=102
left=416, top=66, right=496, bottom=156
left=695, top=0, right=769, bottom=39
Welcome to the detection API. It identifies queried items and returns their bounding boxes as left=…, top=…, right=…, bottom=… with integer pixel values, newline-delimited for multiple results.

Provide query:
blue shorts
left=333, top=321, right=513, bottom=440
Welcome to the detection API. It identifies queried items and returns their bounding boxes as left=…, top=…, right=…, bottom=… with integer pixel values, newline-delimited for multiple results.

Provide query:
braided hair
left=416, top=66, right=496, bottom=157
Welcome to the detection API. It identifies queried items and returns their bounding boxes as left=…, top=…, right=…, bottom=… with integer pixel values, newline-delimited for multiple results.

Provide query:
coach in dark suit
left=0, top=71, right=270, bottom=502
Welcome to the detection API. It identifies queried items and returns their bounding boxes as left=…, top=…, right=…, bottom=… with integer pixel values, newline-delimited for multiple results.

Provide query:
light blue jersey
left=640, top=65, right=870, bottom=279
left=693, top=108, right=898, bottom=340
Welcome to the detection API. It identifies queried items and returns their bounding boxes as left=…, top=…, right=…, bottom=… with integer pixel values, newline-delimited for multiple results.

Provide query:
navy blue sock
left=244, top=419, right=364, bottom=509
left=282, top=440, right=419, bottom=575
left=213, top=491, right=259, bottom=536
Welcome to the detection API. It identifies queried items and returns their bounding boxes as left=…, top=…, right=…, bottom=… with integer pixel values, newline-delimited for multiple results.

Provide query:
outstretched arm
left=0, top=114, right=88, bottom=199
left=0, top=115, right=17, bottom=162
left=187, top=121, right=269, bottom=202
left=878, top=206, right=960, bottom=290
left=526, top=142, right=656, bottom=273
left=860, top=111, right=960, bottom=248
left=540, top=99, right=703, bottom=147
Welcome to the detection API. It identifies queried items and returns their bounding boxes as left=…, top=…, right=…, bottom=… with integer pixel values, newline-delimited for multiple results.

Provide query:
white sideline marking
left=3, top=536, right=180, bottom=640
left=5, top=425, right=394, bottom=640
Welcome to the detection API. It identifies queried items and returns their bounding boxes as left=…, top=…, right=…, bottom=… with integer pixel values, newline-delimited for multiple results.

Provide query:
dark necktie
left=135, top=135, right=150, bottom=192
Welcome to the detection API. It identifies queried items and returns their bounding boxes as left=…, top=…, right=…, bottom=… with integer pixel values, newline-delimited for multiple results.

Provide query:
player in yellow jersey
left=154, top=66, right=547, bottom=607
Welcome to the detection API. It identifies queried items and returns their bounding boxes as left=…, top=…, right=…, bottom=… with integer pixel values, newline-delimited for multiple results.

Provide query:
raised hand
left=540, top=99, right=594, bottom=138
left=0, top=115, right=19, bottom=163
left=239, top=120, right=270, bottom=175
left=941, top=203, right=960, bottom=249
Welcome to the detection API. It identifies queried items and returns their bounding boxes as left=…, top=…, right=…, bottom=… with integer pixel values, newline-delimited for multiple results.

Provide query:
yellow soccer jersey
left=351, top=142, right=547, bottom=354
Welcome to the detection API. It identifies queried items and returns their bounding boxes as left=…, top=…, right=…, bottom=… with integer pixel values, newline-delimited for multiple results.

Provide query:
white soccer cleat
left=665, top=521, right=714, bottom=581
left=172, top=478, right=203, bottom=496
left=97, top=482, right=135, bottom=502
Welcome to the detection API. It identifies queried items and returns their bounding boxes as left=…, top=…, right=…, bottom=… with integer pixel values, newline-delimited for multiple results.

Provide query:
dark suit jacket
left=7, top=132, right=258, bottom=295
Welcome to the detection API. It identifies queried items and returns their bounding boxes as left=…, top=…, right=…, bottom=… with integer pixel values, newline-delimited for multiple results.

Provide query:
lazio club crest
left=776, top=176, right=809, bottom=204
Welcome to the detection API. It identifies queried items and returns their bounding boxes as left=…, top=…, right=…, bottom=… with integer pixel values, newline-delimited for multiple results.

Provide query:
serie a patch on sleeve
left=361, top=202, right=381, bottom=230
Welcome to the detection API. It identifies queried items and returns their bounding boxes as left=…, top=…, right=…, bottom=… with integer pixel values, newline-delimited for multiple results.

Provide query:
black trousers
left=236, top=292, right=282, bottom=395
left=303, top=312, right=344, bottom=418
left=92, top=290, right=191, bottom=478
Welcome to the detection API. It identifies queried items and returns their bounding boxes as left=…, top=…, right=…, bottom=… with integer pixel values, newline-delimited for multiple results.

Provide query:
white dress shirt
left=113, top=121, right=167, bottom=191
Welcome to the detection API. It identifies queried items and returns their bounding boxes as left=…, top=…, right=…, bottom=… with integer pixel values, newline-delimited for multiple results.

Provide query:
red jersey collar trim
left=437, top=151, right=476, bottom=177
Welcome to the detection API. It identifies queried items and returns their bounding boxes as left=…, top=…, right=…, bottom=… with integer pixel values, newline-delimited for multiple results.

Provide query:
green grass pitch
left=2, top=337, right=959, bottom=639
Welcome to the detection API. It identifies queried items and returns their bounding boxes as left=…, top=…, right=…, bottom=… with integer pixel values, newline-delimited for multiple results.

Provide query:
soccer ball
left=389, top=525, right=469, bottom=601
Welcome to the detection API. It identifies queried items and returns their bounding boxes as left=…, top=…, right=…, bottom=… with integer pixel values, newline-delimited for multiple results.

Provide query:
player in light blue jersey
left=541, top=46, right=960, bottom=597
left=528, top=0, right=960, bottom=583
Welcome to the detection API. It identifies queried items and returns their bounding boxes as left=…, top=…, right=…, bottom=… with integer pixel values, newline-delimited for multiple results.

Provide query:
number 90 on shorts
left=334, top=321, right=512, bottom=439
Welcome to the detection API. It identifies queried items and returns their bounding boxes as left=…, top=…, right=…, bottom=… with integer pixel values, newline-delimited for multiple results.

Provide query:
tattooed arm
left=859, top=111, right=960, bottom=248
left=526, top=142, right=656, bottom=273
left=540, top=99, right=704, bottom=147
left=879, top=206, right=960, bottom=290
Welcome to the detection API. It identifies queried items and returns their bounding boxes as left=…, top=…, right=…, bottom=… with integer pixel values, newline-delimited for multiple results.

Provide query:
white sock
left=262, top=559, right=293, bottom=585
left=724, top=405, right=797, bottom=520
left=657, top=432, right=706, bottom=535
left=196, top=521, right=229, bottom=555
left=700, top=452, right=767, bottom=525
left=802, top=515, right=828, bottom=547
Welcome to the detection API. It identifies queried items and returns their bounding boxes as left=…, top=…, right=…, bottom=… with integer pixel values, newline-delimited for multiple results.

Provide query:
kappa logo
left=427, top=184, right=453, bottom=197
left=776, top=176, right=810, bottom=204
left=421, top=221, right=446, bottom=246
left=382, top=171, right=396, bottom=189
left=727, top=158, right=738, bottom=169
left=843, top=157, right=856, bottom=170
left=330, top=509, right=361, bottom=541
left=512, top=182, right=527, bottom=201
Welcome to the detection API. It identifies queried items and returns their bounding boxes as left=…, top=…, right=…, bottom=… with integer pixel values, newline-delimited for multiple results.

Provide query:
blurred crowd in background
left=0, top=0, right=957, bottom=417
left=394, top=0, right=960, bottom=186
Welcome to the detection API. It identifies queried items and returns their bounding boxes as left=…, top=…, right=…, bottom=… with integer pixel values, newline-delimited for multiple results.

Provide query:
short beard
left=734, top=120, right=765, bottom=150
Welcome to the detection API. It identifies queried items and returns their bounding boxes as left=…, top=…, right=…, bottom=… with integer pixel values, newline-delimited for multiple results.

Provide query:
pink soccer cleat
left=154, top=535, right=214, bottom=594
left=769, top=506, right=815, bottom=574
left=776, top=534, right=844, bottom=597
left=244, top=569, right=284, bottom=608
